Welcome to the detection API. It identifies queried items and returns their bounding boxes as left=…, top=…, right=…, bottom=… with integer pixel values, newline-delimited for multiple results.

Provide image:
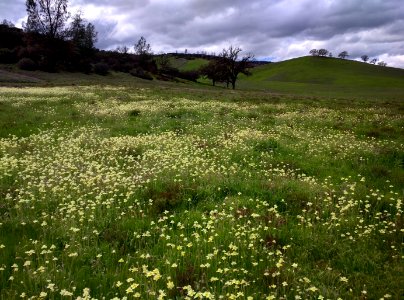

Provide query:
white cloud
left=378, top=54, right=404, bottom=68
left=2, top=0, right=404, bottom=68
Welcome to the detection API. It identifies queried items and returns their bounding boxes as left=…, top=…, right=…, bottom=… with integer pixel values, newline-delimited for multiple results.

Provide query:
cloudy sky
left=2, top=0, right=404, bottom=67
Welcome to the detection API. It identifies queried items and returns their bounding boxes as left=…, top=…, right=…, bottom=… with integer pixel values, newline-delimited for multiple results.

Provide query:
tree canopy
left=25, top=0, right=69, bottom=39
left=68, top=13, right=97, bottom=50
left=338, top=51, right=349, bottom=59
left=361, top=55, right=369, bottom=63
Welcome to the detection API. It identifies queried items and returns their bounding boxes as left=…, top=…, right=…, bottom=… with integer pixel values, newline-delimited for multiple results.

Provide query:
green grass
left=170, top=57, right=209, bottom=71
left=0, top=67, right=403, bottom=299
left=239, top=56, right=404, bottom=100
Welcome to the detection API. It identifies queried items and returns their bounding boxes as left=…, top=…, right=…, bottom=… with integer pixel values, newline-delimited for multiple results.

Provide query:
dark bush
left=159, top=67, right=199, bottom=82
left=17, top=58, right=37, bottom=71
left=0, top=24, right=24, bottom=49
left=120, top=63, right=135, bottom=73
left=93, top=62, right=109, bottom=75
left=0, top=48, right=17, bottom=63
left=159, top=66, right=180, bottom=77
left=38, top=57, right=59, bottom=72
left=130, top=68, right=153, bottom=80
left=177, top=70, right=200, bottom=82
left=76, top=59, right=92, bottom=74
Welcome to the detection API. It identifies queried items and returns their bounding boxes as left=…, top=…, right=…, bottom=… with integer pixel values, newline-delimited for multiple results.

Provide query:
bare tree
left=338, top=51, right=349, bottom=59
left=25, top=0, right=69, bottom=39
left=377, top=61, right=387, bottom=67
left=220, top=45, right=253, bottom=90
left=309, top=49, right=318, bottom=56
left=134, top=36, right=152, bottom=55
left=116, top=45, right=130, bottom=54
left=370, top=58, right=378, bottom=64
left=134, top=36, right=155, bottom=71
left=361, top=55, right=369, bottom=63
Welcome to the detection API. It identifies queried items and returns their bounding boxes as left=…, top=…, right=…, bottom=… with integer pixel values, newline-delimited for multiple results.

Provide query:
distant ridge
left=167, top=53, right=270, bottom=71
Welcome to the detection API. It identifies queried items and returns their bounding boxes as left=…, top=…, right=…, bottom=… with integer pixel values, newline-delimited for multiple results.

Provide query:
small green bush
left=130, top=68, right=153, bottom=80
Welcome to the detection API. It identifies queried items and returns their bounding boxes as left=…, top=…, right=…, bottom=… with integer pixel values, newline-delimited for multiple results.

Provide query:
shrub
left=17, top=58, right=37, bottom=71
left=0, top=48, right=17, bottom=64
left=160, top=68, right=199, bottom=82
left=93, top=62, right=109, bottom=75
left=38, top=57, right=58, bottom=73
left=159, top=66, right=180, bottom=77
left=77, top=60, right=92, bottom=74
left=130, top=68, right=153, bottom=80
left=177, top=70, right=200, bottom=82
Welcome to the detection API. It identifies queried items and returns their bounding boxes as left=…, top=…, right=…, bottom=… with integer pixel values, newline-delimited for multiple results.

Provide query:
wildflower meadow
left=0, top=85, right=403, bottom=299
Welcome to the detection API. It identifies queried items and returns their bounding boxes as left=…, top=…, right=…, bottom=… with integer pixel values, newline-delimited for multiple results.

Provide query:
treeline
left=0, top=0, right=161, bottom=75
left=0, top=0, right=256, bottom=89
left=1, top=17, right=254, bottom=88
left=309, top=49, right=387, bottom=67
left=1, top=0, right=100, bottom=72
left=0, top=15, right=98, bottom=73
left=0, top=17, right=153, bottom=74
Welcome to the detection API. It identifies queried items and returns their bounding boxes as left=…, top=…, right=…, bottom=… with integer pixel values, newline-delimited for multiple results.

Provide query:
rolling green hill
left=170, top=57, right=209, bottom=71
left=239, top=56, right=404, bottom=100
left=2, top=55, right=404, bottom=100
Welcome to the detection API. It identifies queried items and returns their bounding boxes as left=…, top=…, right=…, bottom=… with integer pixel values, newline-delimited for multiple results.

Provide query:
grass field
left=0, top=66, right=403, bottom=299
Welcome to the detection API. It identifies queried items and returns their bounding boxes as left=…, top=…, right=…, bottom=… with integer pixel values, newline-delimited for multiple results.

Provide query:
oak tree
left=338, top=51, right=349, bottom=59
left=220, top=46, right=253, bottom=90
left=361, top=55, right=369, bottom=63
left=318, top=49, right=329, bottom=57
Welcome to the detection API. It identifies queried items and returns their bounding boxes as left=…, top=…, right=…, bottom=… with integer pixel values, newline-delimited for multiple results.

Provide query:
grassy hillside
left=2, top=55, right=404, bottom=101
left=239, top=56, right=404, bottom=100
left=170, top=57, right=209, bottom=71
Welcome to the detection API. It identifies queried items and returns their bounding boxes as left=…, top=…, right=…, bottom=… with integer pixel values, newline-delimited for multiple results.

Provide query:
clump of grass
left=128, top=109, right=141, bottom=117
left=254, top=138, right=280, bottom=153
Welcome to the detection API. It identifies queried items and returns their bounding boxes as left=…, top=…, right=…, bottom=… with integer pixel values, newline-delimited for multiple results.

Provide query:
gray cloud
left=1, top=0, right=404, bottom=67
